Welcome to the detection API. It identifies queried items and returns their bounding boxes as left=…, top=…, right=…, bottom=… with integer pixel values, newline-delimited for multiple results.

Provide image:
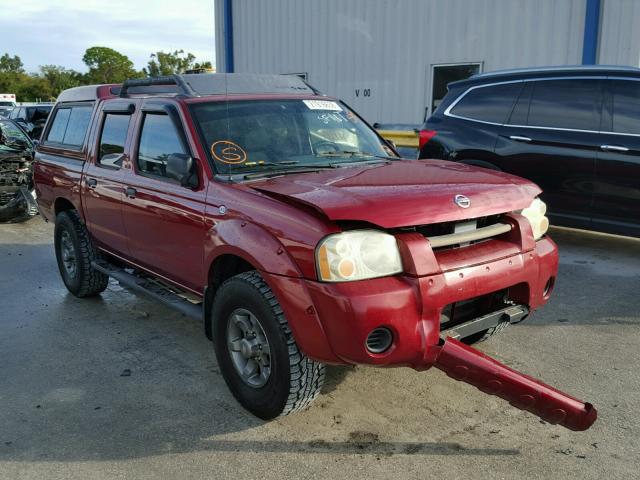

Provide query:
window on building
left=98, top=114, right=131, bottom=168
left=137, top=113, right=186, bottom=179
left=431, top=63, right=481, bottom=115
left=450, top=82, right=523, bottom=124
left=526, top=79, right=601, bottom=131
left=610, top=80, right=640, bottom=135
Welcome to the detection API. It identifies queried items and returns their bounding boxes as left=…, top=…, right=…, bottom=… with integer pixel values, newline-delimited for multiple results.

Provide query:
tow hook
left=434, top=337, right=597, bottom=431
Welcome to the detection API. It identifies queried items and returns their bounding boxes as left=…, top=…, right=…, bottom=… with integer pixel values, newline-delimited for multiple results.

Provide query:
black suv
left=419, top=66, right=640, bottom=238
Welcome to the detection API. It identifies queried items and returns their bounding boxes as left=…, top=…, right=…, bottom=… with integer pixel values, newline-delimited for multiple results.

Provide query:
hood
left=248, top=160, right=541, bottom=228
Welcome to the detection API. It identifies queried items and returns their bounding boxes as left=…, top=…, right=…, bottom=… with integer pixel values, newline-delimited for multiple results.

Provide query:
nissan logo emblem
left=454, top=194, right=471, bottom=208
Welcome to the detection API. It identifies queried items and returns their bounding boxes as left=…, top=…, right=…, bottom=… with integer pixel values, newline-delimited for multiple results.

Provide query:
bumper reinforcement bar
left=440, top=305, right=528, bottom=340
left=434, top=337, right=597, bottom=431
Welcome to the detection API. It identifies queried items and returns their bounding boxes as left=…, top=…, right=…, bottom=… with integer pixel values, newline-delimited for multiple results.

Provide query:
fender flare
left=204, top=218, right=340, bottom=363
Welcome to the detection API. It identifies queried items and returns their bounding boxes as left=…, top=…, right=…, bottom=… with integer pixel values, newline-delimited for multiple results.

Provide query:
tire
left=54, top=210, right=108, bottom=297
left=211, top=271, right=325, bottom=419
left=462, top=321, right=509, bottom=345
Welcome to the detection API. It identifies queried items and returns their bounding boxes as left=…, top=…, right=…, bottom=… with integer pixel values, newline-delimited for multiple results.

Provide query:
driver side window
left=136, top=113, right=186, bottom=179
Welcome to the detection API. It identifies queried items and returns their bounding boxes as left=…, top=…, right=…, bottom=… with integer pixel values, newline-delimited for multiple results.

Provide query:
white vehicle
left=0, top=94, right=16, bottom=118
left=0, top=93, right=16, bottom=106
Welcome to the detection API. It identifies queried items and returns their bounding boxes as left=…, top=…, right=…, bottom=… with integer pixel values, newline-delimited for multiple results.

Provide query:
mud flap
left=434, top=337, right=597, bottom=431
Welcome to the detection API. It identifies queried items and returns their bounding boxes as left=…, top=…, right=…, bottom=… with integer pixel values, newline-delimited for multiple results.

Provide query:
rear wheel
left=54, top=210, right=108, bottom=297
left=212, top=271, right=325, bottom=419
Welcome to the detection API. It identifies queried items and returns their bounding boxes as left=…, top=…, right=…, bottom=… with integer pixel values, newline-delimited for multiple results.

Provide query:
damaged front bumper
left=0, top=185, right=39, bottom=223
left=435, top=337, right=597, bottom=431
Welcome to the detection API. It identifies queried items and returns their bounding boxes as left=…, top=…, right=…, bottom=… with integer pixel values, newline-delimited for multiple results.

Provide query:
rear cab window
left=44, top=103, right=94, bottom=149
left=449, top=82, right=523, bottom=124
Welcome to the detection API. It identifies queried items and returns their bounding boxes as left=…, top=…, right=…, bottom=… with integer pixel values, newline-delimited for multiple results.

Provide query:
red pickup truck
left=33, top=74, right=596, bottom=430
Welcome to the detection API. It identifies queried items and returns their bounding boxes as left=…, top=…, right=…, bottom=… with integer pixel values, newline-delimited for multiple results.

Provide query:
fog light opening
left=543, top=277, right=555, bottom=298
left=366, top=327, right=393, bottom=354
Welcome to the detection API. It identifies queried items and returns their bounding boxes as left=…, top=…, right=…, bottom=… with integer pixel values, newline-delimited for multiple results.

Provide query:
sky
left=1, top=0, right=216, bottom=73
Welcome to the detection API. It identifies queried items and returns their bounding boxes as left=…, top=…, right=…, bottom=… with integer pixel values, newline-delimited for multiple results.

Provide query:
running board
left=91, top=261, right=202, bottom=320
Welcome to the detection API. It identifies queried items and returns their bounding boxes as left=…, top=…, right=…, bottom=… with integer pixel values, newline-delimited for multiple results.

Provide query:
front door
left=121, top=101, right=207, bottom=293
left=591, top=79, right=640, bottom=236
left=494, top=78, right=603, bottom=229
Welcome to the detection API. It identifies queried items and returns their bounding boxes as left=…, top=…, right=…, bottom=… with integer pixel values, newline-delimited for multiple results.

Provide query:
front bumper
left=0, top=186, right=38, bottom=223
left=304, top=235, right=558, bottom=368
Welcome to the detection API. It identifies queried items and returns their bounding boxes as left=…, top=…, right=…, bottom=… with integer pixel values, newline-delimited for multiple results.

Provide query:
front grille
left=0, top=187, right=18, bottom=206
left=440, top=289, right=510, bottom=330
left=414, top=214, right=502, bottom=238
left=400, top=214, right=508, bottom=250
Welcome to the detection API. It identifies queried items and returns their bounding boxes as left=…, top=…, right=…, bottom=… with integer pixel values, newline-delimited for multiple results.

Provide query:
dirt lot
left=1, top=218, right=638, bottom=479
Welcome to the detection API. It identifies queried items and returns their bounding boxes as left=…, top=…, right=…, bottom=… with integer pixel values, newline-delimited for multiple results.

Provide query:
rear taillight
left=418, top=129, right=437, bottom=149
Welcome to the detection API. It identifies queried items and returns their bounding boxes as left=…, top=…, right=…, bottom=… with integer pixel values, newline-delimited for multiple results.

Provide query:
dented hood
left=249, top=160, right=541, bottom=228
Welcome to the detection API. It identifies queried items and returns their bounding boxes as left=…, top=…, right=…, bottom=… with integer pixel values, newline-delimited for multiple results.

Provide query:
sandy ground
left=0, top=218, right=638, bottom=479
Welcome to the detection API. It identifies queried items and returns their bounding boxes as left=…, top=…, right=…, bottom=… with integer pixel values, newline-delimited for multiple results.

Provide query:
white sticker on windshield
left=303, top=100, right=342, bottom=111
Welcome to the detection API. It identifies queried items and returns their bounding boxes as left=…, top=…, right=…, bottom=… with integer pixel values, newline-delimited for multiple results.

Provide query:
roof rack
left=119, top=73, right=321, bottom=98
left=120, top=75, right=196, bottom=97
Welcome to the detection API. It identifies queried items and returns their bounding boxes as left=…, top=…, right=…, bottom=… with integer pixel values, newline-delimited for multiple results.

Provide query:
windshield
left=0, top=120, right=31, bottom=151
left=190, top=99, right=394, bottom=175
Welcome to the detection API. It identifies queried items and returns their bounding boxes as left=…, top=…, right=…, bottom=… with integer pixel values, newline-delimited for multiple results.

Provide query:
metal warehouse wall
left=598, top=0, right=640, bottom=66
left=215, top=0, right=637, bottom=124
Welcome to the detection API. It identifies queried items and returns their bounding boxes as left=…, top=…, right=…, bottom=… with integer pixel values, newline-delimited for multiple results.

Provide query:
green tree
left=145, top=49, right=201, bottom=76
left=0, top=53, right=24, bottom=74
left=39, top=65, right=82, bottom=97
left=192, top=61, right=214, bottom=71
left=14, top=75, right=54, bottom=102
left=82, top=46, right=141, bottom=84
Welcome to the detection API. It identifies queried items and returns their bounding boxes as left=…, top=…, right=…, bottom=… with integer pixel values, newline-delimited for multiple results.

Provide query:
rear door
left=121, top=100, right=207, bottom=292
left=494, top=78, right=603, bottom=228
left=82, top=100, right=136, bottom=255
left=591, top=78, right=640, bottom=236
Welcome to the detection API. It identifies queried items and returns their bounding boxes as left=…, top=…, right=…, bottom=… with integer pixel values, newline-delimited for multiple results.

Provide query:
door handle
left=87, top=178, right=98, bottom=188
left=509, top=135, right=532, bottom=142
left=125, top=187, right=137, bottom=199
left=600, top=144, right=629, bottom=152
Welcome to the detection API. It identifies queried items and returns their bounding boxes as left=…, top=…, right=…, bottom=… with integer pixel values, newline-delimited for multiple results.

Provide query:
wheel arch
left=54, top=197, right=82, bottom=219
left=203, top=219, right=339, bottom=363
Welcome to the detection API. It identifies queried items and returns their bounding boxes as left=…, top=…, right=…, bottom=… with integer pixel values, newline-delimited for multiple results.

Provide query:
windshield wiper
left=316, top=150, right=400, bottom=161
left=231, top=160, right=300, bottom=168
left=241, top=164, right=335, bottom=180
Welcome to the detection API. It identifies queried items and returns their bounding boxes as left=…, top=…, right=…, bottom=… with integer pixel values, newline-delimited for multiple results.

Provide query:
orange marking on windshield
left=211, top=140, right=247, bottom=164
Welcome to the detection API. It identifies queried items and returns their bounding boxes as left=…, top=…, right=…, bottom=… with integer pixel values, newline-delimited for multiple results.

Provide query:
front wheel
left=211, top=271, right=325, bottom=419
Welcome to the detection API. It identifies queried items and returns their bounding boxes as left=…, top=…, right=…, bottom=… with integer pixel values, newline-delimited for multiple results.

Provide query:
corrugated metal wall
left=214, top=0, right=639, bottom=124
left=598, top=0, right=640, bottom=66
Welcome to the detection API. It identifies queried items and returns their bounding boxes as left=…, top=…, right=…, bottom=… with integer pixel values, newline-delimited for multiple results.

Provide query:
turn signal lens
left=519, top=198, right=550, bottom=240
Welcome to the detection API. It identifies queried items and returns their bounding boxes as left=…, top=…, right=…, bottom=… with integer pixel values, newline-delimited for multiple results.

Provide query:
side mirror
left=166, top=153, right=198, bottom=188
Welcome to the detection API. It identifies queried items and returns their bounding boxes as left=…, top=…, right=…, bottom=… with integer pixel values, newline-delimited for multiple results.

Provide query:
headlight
left=519, top=198, right=549, bottom=240
left=316, top=230, right=403, bottom=282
